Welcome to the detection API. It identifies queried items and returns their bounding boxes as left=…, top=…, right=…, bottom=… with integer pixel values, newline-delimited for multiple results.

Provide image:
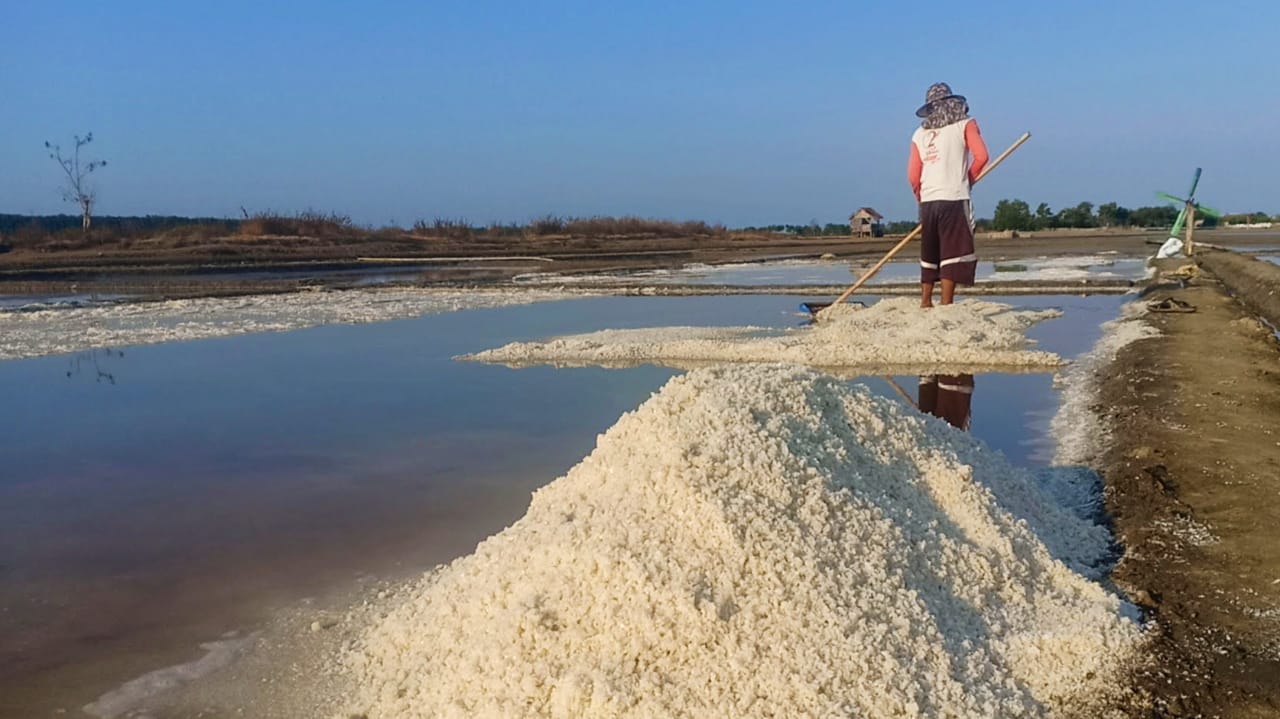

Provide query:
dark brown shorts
left=920, top=200, right=976, bottom=285
left=918, top=374, right=974, bottom=430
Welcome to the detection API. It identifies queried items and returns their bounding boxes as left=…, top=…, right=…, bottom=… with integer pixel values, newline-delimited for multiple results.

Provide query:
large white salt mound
left=343, top=365, right=1142, bottom=718
left=461, top=297, right=1063, bottom=372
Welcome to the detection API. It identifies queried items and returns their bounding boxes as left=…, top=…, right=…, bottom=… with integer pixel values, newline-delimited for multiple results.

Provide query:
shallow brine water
left=103, top=262, right=540, bottom=287
left=514, top=256, right=1148, bottom=286
left=0, top=292, right=1123, bottom=716
left=0, top=292, right=133, bottom=310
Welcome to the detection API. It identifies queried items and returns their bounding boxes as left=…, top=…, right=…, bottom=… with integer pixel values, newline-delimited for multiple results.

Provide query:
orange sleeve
left=907, top=142, right=922, bottom=200
left=965, top=119, right=989, bottom=184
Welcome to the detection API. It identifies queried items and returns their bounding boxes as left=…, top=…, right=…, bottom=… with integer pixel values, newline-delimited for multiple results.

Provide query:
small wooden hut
left=849, top=207, right=884, bottom=237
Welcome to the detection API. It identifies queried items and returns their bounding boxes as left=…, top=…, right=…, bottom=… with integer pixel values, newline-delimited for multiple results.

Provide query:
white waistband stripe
left=940, top=253, right=977, bottom=267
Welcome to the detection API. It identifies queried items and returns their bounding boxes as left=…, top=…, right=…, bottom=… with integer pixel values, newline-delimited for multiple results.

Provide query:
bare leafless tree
left=45, top=132, right=107, bottom=233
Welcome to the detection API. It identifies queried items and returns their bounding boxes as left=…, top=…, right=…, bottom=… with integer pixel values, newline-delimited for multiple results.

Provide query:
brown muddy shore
left=1100, top=250, right=1280, bottom=717
left=2, top=228, right=1276, bottom=301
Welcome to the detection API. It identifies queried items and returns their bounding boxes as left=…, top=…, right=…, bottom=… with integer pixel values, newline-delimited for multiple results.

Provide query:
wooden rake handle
left=818, top=131, right=1032, bottom=317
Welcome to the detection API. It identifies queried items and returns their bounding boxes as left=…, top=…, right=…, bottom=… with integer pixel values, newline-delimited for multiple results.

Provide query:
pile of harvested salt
left=461, top=297, right=1063, bottom=372
left=342, top=365, right=1143, bottom=718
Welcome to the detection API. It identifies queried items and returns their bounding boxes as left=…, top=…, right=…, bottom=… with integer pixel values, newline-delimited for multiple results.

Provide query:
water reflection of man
left=918, top=374, right=974, bottom=430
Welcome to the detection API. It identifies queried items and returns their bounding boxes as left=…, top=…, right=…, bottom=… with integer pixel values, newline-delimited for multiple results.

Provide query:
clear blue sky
left=2, top=0, right=1276, bottom=226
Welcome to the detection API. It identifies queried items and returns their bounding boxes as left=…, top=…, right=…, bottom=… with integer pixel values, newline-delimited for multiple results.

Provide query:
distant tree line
left=990, top=200, right=1224, bottom=232
left=738, top=220, right=922, bottom=236
left=1220, top=211, right=1275, bottom=225
left=738, top=223, right=857, bottom=236
left=5, top=205, right=1277, bottom=254
left=747, top=204, right=1280, bottom=237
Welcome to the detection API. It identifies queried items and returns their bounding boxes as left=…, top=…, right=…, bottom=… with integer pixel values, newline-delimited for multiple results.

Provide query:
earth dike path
left=1098, top=250, right=1280, bottom=717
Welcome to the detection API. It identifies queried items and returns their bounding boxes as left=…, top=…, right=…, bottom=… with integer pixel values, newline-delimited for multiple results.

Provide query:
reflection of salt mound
left=462, top=297, right=1063, bottom=371
left=345, top=366, right=1141, bottom=718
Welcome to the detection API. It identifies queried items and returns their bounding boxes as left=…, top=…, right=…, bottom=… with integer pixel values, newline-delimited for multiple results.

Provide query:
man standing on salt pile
left=908, top=82, right=989, bottom=307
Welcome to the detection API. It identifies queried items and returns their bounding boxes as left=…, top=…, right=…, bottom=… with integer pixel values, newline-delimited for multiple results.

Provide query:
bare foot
left=920, top=283, right=934, bottom=309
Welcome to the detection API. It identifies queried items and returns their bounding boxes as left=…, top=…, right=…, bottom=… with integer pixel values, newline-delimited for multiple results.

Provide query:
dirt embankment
left=5, top=228, right=1270, bottom=281
left=1198, top=250, right=1280, bottom=329
left=1099, top=254, right=1280, bottom=717
left=4, top=229, right=1264, bottom=303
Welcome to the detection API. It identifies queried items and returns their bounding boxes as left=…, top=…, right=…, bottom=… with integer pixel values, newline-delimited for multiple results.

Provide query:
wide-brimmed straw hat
left=915, top=82, right=967, bottom=118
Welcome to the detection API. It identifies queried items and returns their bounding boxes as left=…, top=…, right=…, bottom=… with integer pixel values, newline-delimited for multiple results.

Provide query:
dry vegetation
left=0, top=212, right=730, bottom=254
left=0, top=211, right=767, bottom=275
left=237, top=210, right=358, bottom=238
left=405, top=215, right=727, bottom=240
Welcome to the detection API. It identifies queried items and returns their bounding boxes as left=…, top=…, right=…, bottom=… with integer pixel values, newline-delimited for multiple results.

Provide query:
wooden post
left=1185, top=205, right=1197, bottom=256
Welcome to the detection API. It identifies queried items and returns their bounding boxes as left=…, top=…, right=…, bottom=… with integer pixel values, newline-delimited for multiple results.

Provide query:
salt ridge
left=343, top=365, right=1144, bottom=718
left=0, top=288, right=583, bottom=360
left=462, top=297, right=1064, bottom=371
left=1051, top=301, right=1160, bottom=467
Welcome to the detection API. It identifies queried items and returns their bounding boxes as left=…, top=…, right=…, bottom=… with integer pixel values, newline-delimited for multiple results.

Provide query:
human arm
left=907, top=142, right=922, bottom=201
left=965, top=119, right=989, bottom=184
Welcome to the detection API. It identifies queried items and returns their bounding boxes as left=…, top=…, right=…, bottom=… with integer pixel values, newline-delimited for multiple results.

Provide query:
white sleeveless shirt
left=911, top=119, right=972, bottom=202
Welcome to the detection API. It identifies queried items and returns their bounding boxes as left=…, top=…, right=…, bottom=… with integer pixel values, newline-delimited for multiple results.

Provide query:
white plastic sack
left=1155, top=237, right=1184, bottom=259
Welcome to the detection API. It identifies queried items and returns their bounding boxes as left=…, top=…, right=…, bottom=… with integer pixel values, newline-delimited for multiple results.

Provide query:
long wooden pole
left=882, top=376, right=918, bottom=409
left=817, top=131, right=1032, bottom=319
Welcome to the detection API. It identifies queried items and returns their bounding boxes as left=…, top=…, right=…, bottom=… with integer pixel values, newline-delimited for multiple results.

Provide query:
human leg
left=940, top=278, right=956, bottom=305
left=918, top=376, right=939, bottom=414
left=934, top=373, right=974, bottom=430
left=937, top=200, right=976, bottom=304
left=919, top=202, right=941, bottom=308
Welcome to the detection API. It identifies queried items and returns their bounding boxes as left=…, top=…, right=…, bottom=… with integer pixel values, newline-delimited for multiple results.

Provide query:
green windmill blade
left=1196, top=204, right=1222, bottom=219
left=1169, top=207, right=1189, bottom=239
left=1186, top=167, right=1202, bottom=200
left=1156, top=191, right=1186, bottom=206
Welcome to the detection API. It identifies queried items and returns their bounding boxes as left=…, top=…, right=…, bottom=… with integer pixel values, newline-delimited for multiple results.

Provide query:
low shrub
left=412, top=218, right=474, bottom=240
left=561, top=216, right=725, bottom=237
left=529, top=214, right=566, bottom=236
left=238, top=210, right=358, bottom=238
left=154, top=223, right=231, bottom=243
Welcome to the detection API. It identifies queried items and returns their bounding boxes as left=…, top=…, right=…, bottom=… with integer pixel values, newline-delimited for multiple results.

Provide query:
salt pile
left=461, top=297, right=1063, bottom=372
left=0, top=287, right=582, bottom=360
left=343, top=365, right=1142, bottom=718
